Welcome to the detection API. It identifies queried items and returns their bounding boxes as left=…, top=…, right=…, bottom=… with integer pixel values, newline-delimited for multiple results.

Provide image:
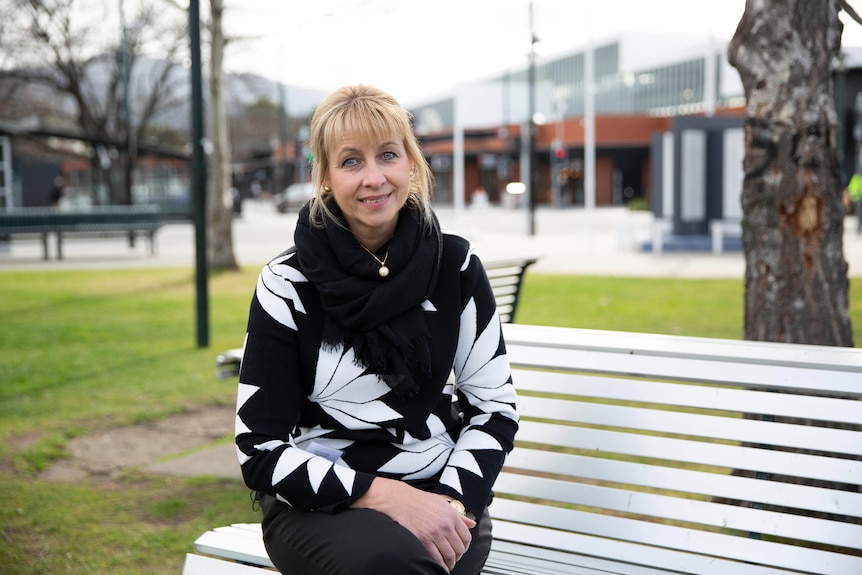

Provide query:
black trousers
left=260, top=493, right=492, bottom=575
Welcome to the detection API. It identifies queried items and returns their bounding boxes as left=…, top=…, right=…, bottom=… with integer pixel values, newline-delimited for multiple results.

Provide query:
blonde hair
left=307, top=85, right=433, bottom=227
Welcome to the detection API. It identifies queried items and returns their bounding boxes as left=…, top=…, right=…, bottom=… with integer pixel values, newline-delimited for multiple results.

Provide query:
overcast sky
left=218, top=0, right=862, bottom=106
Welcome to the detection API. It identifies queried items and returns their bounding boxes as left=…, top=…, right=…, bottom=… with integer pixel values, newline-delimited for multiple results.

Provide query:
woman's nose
left=362, top=163, right=386, bottom=188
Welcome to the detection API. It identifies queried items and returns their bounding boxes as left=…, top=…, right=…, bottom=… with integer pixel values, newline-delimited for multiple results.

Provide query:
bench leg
left=56, top=231, right=63, bottom=260
left=41, top=233, right=50, bottom=260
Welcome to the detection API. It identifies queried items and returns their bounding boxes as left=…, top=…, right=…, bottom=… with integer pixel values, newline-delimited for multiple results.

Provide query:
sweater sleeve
left=234, top=254, right=375, bottom=512
left=434, top=250, right=520, bottom=516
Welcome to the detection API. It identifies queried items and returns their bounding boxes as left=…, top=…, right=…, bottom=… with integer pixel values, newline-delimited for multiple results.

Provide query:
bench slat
left=507, top=342, right=862, bottom=393
left=483, top=546, right=621, bottom=574
left=503, top=323, right=862, bottom=375
left=493, top=472, right=862, bottom=548
left=218, top=523, right=263, bottom=535
left=513, top=369, right=862, bottom=425
left=489, top=501, right=862, bottom=575
left=182, top=553, right=274, bottom=574
left=194, top=527, right=272, bottom=569
left=490, top=520, right=809, bottom=575
left=487, top=276, right=522, bottom=288
left=518, top=395, right=862, bottom=455
left=516, top=421, right=862, bottom=485
left=487, top=541, right=679, bottom=575
left=504, top=448, right=862, bottom=517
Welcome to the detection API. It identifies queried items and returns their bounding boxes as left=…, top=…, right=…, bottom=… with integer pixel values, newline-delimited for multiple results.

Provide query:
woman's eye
left=341, top=158, right=358, bottom=167
left=381, top=151, right=396, bottom=160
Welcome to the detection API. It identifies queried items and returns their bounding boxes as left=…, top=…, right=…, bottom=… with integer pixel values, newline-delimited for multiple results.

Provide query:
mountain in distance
left=135, top=56, right=326, bottom=132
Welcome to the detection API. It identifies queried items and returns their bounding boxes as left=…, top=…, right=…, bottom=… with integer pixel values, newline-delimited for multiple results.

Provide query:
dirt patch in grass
left=37, top=405, right=235, bottom=482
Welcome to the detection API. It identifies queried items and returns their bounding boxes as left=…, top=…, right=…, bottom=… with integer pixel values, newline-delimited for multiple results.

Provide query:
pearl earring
left=323, top=186, right=332, bottom=193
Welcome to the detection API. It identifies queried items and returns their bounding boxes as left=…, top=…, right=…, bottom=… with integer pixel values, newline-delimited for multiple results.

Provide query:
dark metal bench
left=0, top=205, right=163, bottom=260
left=214, top=257, right=538, bottom=380
left=482, top=257, right=537, bottom=323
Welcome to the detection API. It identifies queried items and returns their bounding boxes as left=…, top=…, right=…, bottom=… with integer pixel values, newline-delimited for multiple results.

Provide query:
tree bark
left=722, top=3, right=859, bottom=531
left=206, top=0, right=238, bottom=270
left=728, top=0, right=853, bottom=346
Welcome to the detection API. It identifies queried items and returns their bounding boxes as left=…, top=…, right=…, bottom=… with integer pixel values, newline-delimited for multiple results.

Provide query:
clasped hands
left=350, top=477, right=475, bottom=572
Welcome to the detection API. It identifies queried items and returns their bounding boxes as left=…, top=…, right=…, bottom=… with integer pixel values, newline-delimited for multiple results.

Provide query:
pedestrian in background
left=49, top=176, right=65, bottom=206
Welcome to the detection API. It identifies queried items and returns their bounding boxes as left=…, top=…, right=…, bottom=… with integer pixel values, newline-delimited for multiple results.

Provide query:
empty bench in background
left=214, top=257, right=538, bottom=380
left=187, top=323, right=862, bottom=575
left=0, top=205, right=163, bottom=260
left=480, top=257, right=537, bottom=323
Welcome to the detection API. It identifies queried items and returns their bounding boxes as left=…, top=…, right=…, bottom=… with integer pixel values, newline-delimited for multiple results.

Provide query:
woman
left=235, top=85, right=519, bottom=575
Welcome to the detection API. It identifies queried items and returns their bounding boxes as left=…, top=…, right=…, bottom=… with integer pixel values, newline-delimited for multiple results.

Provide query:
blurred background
left=1, top=0, right=861, bottom=243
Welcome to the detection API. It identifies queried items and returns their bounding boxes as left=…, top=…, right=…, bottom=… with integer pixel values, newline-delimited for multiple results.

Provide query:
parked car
left=275, top=182, right=314, bottom=213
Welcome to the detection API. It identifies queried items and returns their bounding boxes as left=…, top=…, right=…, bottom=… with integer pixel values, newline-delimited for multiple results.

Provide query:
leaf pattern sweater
left=235, top=232, right=519, bottom=517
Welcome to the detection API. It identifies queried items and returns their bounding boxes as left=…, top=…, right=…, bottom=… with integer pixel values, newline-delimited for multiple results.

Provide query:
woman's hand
left=350, top=477, right=475, bottom=571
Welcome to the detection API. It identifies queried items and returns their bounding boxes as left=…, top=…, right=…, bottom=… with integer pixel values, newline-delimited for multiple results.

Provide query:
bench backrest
left=483, top=258, right=537, bottom=323
left=0, top=205, right=162, bottom=232
left=494, top=323, right=862, bottom=575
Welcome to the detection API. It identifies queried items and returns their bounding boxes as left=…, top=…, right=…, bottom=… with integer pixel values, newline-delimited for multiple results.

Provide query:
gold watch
left=447, top=498, right=466, bottom=516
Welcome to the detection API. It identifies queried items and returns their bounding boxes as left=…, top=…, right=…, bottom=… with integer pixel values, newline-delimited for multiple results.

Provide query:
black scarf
left=294, top=200, right=442, bottom=398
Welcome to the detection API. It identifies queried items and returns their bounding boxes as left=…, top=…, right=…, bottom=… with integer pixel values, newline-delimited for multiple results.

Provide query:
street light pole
left=584, top=2, right=596, bottom=251
left=189, top=0, right=209, bottom=348
left=526, top=0, right=537, bottom=236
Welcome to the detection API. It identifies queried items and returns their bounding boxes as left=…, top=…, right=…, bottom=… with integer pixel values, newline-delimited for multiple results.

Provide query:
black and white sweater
left=235, top=232, right=519, bottom=517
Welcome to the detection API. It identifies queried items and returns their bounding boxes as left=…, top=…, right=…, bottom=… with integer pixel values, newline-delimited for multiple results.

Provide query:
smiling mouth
left=360, top=193, right=390, bottom=205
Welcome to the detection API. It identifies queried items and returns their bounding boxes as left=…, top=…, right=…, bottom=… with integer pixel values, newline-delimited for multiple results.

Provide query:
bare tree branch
left=840, top=0, right=862, bottom=25
left=2, top=0, right=189, bottom=203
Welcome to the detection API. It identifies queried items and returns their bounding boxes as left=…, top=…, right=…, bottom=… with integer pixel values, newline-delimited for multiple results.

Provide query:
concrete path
left=2, top=199, right=860, bottom=277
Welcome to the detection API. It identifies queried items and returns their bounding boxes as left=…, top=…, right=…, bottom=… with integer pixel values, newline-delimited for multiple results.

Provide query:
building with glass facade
left=409, top=32, right=746, bottom=212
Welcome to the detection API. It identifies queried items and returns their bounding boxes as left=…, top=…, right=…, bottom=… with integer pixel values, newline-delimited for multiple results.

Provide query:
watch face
left=448, top=499, right=466, bottom=515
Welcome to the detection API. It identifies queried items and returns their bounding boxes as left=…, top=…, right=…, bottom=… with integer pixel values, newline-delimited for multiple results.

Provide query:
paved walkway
left=2, top=199, right=860, bottom=276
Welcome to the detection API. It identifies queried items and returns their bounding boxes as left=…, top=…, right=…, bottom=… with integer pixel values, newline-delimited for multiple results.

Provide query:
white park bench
left=185, top=323, right=862, bottom=575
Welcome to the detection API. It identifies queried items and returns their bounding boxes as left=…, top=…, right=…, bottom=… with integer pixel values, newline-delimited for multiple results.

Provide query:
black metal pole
left=189, top=0, right=209, bottom=348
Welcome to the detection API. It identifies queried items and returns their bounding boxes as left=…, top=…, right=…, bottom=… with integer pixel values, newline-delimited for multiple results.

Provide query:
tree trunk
left=206, top=0, right=238, bottom=270
left=728, top=0, right=853, bottom=346
left=720, top=3, right=859, bottom=532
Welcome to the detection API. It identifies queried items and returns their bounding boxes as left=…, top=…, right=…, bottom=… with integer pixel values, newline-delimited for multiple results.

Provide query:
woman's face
left=325, top=136, right=412, bottom=248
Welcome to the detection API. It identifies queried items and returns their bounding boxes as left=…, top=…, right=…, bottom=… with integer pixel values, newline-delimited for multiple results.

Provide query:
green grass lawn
left=517, top=274, right=862, bottom=343
left=0, top=267, right=859, bottom=574
left=517, top=276, right=745, bottom=339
